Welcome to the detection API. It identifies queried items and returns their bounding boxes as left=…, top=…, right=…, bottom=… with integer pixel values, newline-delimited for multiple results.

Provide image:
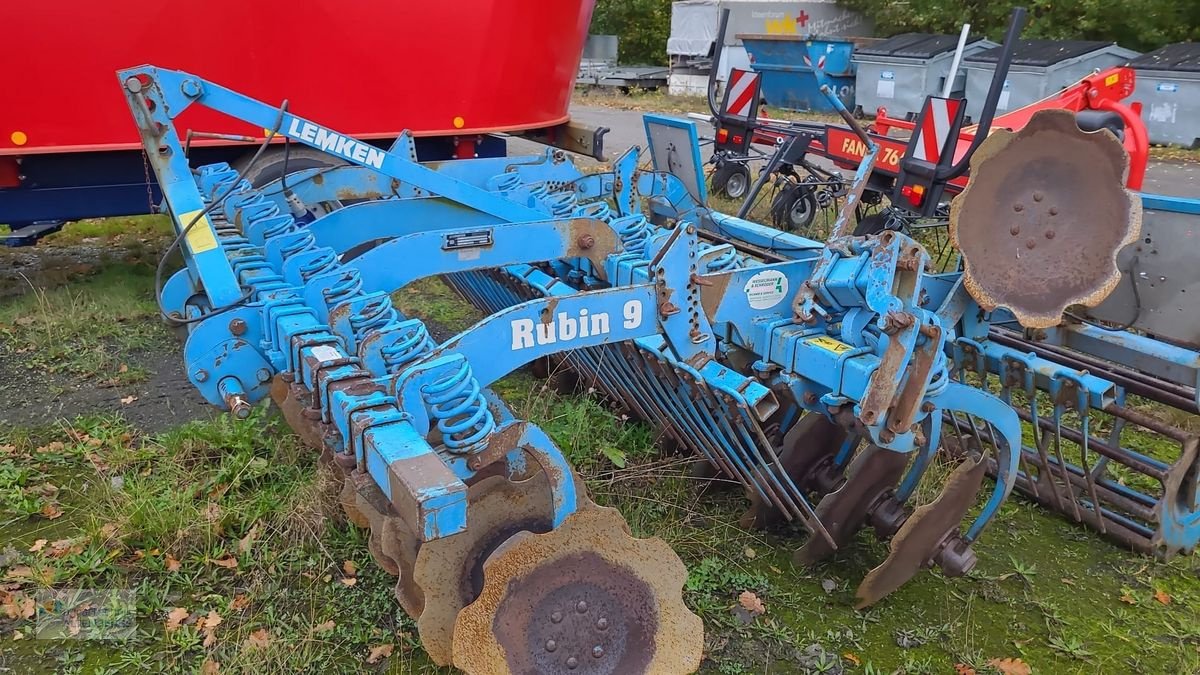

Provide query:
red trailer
left=0, top=0, right=599, bottom=243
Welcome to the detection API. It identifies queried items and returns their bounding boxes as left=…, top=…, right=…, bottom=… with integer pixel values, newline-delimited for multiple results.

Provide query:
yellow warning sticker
left=1105, top=73, right=1120, bottom=87
left=806, top=335, right=853, bottom=354
left=178, top=209, right=219, bottom=254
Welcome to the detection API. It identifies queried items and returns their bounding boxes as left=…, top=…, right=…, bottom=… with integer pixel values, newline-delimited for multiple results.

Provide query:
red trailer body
left=1, top=0, right=595, bottom=155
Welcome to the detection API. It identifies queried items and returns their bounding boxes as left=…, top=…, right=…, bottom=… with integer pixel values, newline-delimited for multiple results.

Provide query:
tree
left=837, top=0, right=1199, bottom=52
left=590, top=0, right=675, bottom=65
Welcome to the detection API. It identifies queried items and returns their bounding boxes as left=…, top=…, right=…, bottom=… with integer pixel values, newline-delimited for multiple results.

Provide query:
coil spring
left=485, top=172, right=522, bottom=194
left=704, top=244, right=744, bottom=272
left=298, top=248, right=339, bottom=283
left=544, top=191, right=577, bottom=219
left=574, top=201, right=612, bottom=223
left=380, top=323, right=434, bottom=373
left=925, top=346, right=951, bottom=398
left=349, top=296, right=401, bottom=344
left=423, top=358, right=495, bottom=451
left=612, top=214, right=652, bottom=254
left=324, top=269, right=363, bottom=308
left=279, top=229, right=316, bottom=260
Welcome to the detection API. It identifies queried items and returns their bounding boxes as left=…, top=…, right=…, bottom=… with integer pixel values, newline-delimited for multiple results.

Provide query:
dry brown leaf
left=11, top=630, right=24, bottom=640
left=5, top=566, right=33, bottom=580
left=244, top=628, right=271, bottom=650
left=119, top=364, right=129, bottom=374
left=202, top=628, right=218, bottom=648
left=843, top=652, right=861, bottom=666
left=342, top=560, right=357, bottom=577
left=340, top=577, right=357, bottom=587
left=200, top=658, right=220, bottom=674
left=743, top=547, right=756, bottom=560
left=120, top=395, right=138, bottom=405
left=165, top=607, right=190, bottom=632
left=47, top=539, right=81, bottom=559
left=738, top=590, right=766, bottom=617
left=28, top=539, right=47, bottom=553
left=231, top=594, right=250, bottom=611
left=165, top=553, right=181, bottom=572
left=40, top=503, right=63, bottom=520
left=312, top=620, right=336, bottom=634
left=211, top=556, right=238, bottom=570
left=200, top=610, right=223, bottom=630
left=987, top=657, right=1032, bottom=675
left=366, top=644, right=394, bottom=664
left=98, top=523, right=118, bottom=539
left=1, top=593, right=35, bottom=620
left=1154, top=589, right=1171, bottom=605
left=954, top=663, right=977, bottom=675
left=238, top=523, right=260, bottom=555
left=1120, top=593, right=1137, bottom=605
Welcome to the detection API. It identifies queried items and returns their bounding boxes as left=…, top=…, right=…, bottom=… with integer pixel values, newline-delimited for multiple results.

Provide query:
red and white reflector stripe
left=913, top=97, right=962, bottom=162
left=724, top=69, right=760, bottom=118
left=801, top=54, right=827, bottom=70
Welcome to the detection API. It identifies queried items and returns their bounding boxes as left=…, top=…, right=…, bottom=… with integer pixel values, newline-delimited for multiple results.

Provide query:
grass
left=0, top=259, right=1198, bottom=673
left=0, top=264, right=168, bottom=384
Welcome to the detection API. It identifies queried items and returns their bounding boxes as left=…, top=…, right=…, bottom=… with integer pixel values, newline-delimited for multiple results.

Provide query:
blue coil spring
left=324, top=269, right=363, bottom=308
left=543, top=191, right=578, bottom=219
left=298, top=248, right=339, bottom=282
left=350, top=296, right=401, bottom=344
left=423, top=358, right=495, bottom=451
left=574, top=201, right=612, bottom=223
left=612, top=214, right=653, bottom=254
left=485, top=172, right=522, bottom=194
left=380, top=323, right=434, bottom=373
left=704, top=244, right=744, bottom=272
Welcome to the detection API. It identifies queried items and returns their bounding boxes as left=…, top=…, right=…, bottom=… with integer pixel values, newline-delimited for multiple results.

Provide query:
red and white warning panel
left=912, top=97, right=963, bottom=163
left=724, top=69, right=761, bottom=119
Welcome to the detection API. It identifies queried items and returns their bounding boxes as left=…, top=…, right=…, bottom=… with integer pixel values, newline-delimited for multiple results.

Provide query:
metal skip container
left=739, top=34, right=857, bottom=112
left=962, top=39, right=1139, bottom=121
left=852, top=33, right=997, bottom=119
left=1130, top=43, right=1200, bottom=148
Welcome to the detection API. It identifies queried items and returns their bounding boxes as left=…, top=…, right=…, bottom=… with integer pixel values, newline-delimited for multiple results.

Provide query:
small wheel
left=723, top=164, right=751, bottom=199
left=236, top=145, right=344, bottom=188
left=770, top=185, right=818, bottom=232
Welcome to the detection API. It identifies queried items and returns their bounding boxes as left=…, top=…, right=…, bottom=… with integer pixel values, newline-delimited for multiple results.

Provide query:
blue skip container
left=738, top=34, right=856, bottom=113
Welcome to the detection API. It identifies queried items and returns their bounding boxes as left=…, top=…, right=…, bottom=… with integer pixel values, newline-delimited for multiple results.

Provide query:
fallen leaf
left=40, top=503, right=63, bottom=520
left=743, top=547, right=757, bottom=560
left=14, top=316, right=34, bottom=326
left=987, top=657, right=1032, bottom=675
left=1120, top=593, right=1137, bottom=605
left=244, top=628, right=271, bottom=650
left=342, top=560, right=357, bottom=577
left=119, top=364, right=129, bottom=374
left=843, top=652, right=861, bottom=666
left=203, top=628, right=218, bottom=648
left=203, top=502, right=222, bottom=523
left=165, top=553, right=181, bottom=572
left=5, top=566, right=33, bottom=580
left=821, top=578, right=837, bottom=595
left=12, top=630, right=24, bottom=640
left=120, top=395, right=138, bottom=405
left=212, top=556, right=238, bottom=570
left=98, top=523, right=118, bottom=539
left=738, top=590, right=766, bottom=616
left=312, top=620, right=336, bottom=634
left=366, top=644, right=394, bottom=664
left=200, top=610, right=223, bottom=630
left=231, top=594, right=250, bottom=611
left=238, top=523, right=260, bottom=554
left=28, top=540, right=47, bottom=553
left=200, top=658, right=221, bottom=674
left=1060, top=577, right=1075, bottom=587
left=1154, top=589, right=1171, bottom=605
left=47, top=539, right=82, bottom=559
left=165, top=607, right=190, bottom=632
left=954, top=663, right=977, bottom=675
left=340, top=577, right=357, bottom=587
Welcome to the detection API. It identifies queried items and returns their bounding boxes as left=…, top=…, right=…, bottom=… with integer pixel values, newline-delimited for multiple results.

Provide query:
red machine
left=0, top=0, right=598, bottom=242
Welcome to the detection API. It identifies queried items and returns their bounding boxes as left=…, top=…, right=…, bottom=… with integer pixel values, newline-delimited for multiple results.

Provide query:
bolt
left=551, top=611, right=563, bottom=624
left=803, top=392, right=818, bottom=405
left=1045, top=230, right=1056, bottom=240
left=1013, top=203, right=1024, bottom=213
left=921, top=402, right=936, bottom=413
left=195, top=369, right=209, bottom=383
left=545, top=640, right=557, bottom=652
left=567, top=657, right=579, bottom=670
left=577, top=234, right=595, bottom=250
left=124, top=76, right=143, bottom=93
left=1010, top=224, right=1021, bottom=236
left=1025, top=238, right=1037, bottom=250
left=880, top=429, right=896, bottom=443
left=596, top=617, right=608, bottom=631
left=593, top=646, right=605, bottom=658
left=1049, top=206, right=1058, bottom=216
left=229, top=318, right=247, bottom=336
left=256, top=368, right=272, bottom=384
left=180, top=79, right=202, bottom=98
left=1032, top=191, right=1044, bottom=202
left=576, top=600, right=588, bottom=614
left=228, top=396, right=252, bottom=420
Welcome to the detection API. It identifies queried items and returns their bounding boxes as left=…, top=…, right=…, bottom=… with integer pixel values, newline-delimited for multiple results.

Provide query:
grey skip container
left=962, top=39, right=1139, bottom=121
left=1130, top=43, right=1200, bottom=148
left=852, top=33, right=997, bottom=119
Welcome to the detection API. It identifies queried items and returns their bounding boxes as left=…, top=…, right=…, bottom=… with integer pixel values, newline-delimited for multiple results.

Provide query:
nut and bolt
left=229, top=318, right=247, bottom=336
left=256, top=368, right=272, bottom=384
left=577, top=234, right=595, bottom=249
left=195, top=369, right=209, bottom=382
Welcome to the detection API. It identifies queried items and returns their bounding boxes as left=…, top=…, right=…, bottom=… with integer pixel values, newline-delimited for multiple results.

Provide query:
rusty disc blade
left=412, top=473, right=554, bottom=666
left=793, top=445, right=908, bottom=566
left=452, top=504, right=703, bottom=675
left=949, top=109, right=1141, bottom=329
left=344, top=467, right=425, bottom=614
left=854, top=456, right=987, bottom=608
left=741, top=413, right=850, bottom=529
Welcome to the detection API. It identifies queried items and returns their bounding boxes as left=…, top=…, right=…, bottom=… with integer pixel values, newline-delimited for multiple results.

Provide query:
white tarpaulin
left=668, top=0, right=719, bottom=56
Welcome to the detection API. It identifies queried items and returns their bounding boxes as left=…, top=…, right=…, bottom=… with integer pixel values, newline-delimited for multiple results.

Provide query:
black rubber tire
left=784, top=190, right=818, bottom=231
left=236, top=145, right=345, bottom=189
left=712, top=161, right=751, bottom=200
left=853, top=212, right=890, bottom=236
